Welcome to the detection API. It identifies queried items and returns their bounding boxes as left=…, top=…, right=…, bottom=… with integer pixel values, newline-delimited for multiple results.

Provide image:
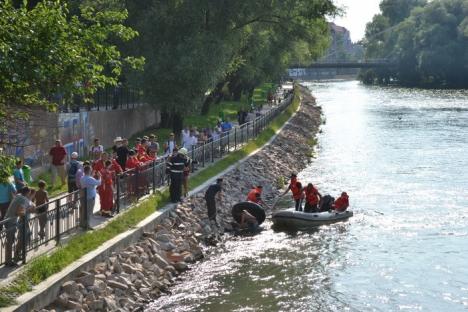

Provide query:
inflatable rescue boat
left=272, top=208, right=353, bottom=230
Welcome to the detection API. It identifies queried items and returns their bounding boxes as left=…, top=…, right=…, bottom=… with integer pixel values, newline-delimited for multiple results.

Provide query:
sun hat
left=179, top=147, right=188, bottom=156
left=71, top=152, right=79, bottom=159
left=114, top=136, right=123, bottom=143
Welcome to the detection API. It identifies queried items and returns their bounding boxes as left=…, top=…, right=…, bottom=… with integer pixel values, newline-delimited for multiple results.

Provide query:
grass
left=29, top=172, right=68, bottom=198
left=0, top=85, right=299, bottom=308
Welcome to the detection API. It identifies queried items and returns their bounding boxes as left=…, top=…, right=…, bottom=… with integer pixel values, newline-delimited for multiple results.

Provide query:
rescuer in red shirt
left=247, top=185, right=269, bottom=208
left=333, top=192, right=349, bottom=212
left=303, top=183, right=322, bottom=213
left=279, top=173, right=304, bottom=211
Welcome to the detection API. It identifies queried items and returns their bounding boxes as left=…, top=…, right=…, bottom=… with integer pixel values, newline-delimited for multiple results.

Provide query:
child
left=34, top=180, right=49, bottom=239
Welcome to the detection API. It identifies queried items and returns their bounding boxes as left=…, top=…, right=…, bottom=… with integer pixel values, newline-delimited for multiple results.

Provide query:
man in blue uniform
left=204, top=178, right=223, bottom=221
left=168, top=148, right=189, bottom=202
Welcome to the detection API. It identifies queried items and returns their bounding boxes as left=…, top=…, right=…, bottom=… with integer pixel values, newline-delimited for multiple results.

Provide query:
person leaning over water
left=279, top=173, right=304, bottom=211
left=204, top=178, right=223, bottom=224
left=247, top=185, right=270, bottom=209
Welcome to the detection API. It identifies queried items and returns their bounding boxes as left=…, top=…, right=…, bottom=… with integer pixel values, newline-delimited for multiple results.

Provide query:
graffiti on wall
left=58, top=112, right=89, bottom=158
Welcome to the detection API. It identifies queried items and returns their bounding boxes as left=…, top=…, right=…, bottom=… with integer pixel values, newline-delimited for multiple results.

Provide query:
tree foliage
left=0, top=0, right=143, bottom=176
left=361, top=0, right=468, bottom=88
left=119, top=0, right=336, bottom=130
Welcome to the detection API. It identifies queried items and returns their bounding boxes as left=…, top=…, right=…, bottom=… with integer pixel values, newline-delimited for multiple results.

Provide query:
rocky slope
left=40, top=85, right=321, bottom=312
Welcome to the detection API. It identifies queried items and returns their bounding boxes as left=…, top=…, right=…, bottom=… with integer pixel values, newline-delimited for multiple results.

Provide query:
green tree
left=361, top=0, right=468, bottom=88
left=122, top=0, right=336, bottom=131
left=0, top=0, right=142, bottom=178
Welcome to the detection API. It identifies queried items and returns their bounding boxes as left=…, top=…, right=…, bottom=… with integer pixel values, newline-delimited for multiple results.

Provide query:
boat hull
left=272, top=209, right=353, bottom=230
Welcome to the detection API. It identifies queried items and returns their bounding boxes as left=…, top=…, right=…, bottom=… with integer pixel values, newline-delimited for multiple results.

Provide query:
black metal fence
left=0, top=190, right=83, bottom=266
left=58, top=86, right=143, bottom=112
left=0, top=92, right=293, bottom=267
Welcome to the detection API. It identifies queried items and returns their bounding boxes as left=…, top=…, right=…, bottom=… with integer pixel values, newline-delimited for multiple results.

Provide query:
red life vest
left=289, top=178, right=303, bottom=200
left=333, top=195, right=349, bottom=211
left=125, top=157, right=140, bottom=170
left=247, top=187, right=261, bottom=203
left=304, top=186, right=319, bottom=205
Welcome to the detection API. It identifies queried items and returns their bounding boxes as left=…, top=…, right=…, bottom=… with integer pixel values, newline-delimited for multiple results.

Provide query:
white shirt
left=182, top=130, right=190, bottom=148
left=189, top=135, right=198, bottom=150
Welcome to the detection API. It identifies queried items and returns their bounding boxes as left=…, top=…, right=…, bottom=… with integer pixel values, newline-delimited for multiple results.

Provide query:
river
left=147, top=81, right=468, bottom=311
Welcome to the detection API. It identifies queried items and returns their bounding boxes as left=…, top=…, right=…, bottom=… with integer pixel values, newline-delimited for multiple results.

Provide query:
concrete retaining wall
left=9, top=105, right=160, bottom=169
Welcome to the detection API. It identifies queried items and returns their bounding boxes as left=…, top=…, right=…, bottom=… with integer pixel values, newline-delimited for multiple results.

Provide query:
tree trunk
left=172, top=111, right=183, bottom=135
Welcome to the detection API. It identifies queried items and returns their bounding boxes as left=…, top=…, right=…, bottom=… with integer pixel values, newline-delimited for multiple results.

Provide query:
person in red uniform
left=125, top=150, right=140, bottom=170
left=279, top=173, right=304, bottom=211
left=303, top=183, right=322, bottom=213
left=110, top=152, right=123, bottom=174
left=98, top=160, right=114, bottom=217
left=333, top=192, right=349, bottom=212
left=247, top=185, right=269, bottom=208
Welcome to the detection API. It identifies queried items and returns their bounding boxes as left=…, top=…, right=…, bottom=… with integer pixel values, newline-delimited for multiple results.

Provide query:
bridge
left=287, top=59, right=394, bottom=79
left=290, top=59, right=393, bottom=69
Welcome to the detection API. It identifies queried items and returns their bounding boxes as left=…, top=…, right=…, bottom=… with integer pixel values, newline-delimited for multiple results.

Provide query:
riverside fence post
left=134, top=169, right=139, bottom=199
left=152, top=162, right=156, bottom=193
left=211, top=140, right=214, bottom=162
left=191, top=148, right=195, bottom=173
left=82, top=189, right=88, bottom=229
left=219, top=137, right=223, bottom=157
left=116, top=176, right=121, bottom=214
left=55, top=199, right=60, bottom=245
left=234, top=127, right=237, bottom=150
left=227, top=131, right=230, bottom=152
left=202, top=144, right=205, bottom=167
left=21, top=217, right=27, bottom=264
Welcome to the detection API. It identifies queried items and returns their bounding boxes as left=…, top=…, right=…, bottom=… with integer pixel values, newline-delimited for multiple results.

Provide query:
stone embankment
left=39, top=86, right=321, bottom=312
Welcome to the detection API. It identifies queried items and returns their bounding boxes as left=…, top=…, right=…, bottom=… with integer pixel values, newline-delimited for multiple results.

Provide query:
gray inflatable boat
left=272, top=208, right=353, bottom=229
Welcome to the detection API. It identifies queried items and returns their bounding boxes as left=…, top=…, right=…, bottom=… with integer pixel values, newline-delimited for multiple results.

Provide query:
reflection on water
left=147, top=81, right=468, bottom=311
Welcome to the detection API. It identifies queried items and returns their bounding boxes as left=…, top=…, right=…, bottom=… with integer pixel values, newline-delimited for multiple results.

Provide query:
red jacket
left=333, top=194, right=349, bottom=211
left=125, top=157, right=140, bottom=171
left=93, top=159, right=105, bottom=173
left=111, top=159, right=123, bottom=174
left=289, top=178, right=303, bottom=200
left=304, top=186, right=319, bottom=205
left=247, top=187, right=262, bottom=203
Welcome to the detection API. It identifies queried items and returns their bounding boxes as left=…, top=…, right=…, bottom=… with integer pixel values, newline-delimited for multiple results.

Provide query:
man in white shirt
left=182, top=127, right=190, bottom=149
left=189, top=131, right=198, bottom=151
left=80, top=166, right=101, bottom=229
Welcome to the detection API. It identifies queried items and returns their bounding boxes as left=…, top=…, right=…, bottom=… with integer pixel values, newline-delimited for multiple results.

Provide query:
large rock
left=153, top=254, right=169, bottom=268
left=61, top=281, right=78, bottom=294
left=104, top=297, right=119, bottom=311
left=89, top=299, right=105, bottom=311
left=174, top=262, right=188, bottom=272
left=77, top=272, right=95, bottom=287
left=121, top=262, right=136, bottom=274
left=107, top=279, right=129, bottom=290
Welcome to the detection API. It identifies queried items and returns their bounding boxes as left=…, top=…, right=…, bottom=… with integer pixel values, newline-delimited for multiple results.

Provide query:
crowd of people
left=0, top=92, right=289, bottom=266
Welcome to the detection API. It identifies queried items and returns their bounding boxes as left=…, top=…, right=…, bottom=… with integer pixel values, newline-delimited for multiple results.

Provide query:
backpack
left=68, top=161, right=79, bottom=181
left=319, top=195, right=335, bottom=212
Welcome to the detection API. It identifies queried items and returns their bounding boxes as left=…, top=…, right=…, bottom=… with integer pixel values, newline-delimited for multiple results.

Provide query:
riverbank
left=38, top=85, right=321, bottom=312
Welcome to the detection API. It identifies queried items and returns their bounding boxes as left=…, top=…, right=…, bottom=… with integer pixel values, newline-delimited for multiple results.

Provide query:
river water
left=147, top=81, right=468, bottom=311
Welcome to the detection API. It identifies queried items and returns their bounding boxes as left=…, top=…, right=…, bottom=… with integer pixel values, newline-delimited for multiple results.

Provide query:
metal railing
left=0, top=190, right=84, bottom=266
left=58, top=86, right=143, bottom=112
left=0, top=92, right=293, bottom=267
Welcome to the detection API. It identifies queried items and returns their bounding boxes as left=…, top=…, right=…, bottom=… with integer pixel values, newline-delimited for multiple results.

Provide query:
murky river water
left=147, top=81, right=468, bottom=311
